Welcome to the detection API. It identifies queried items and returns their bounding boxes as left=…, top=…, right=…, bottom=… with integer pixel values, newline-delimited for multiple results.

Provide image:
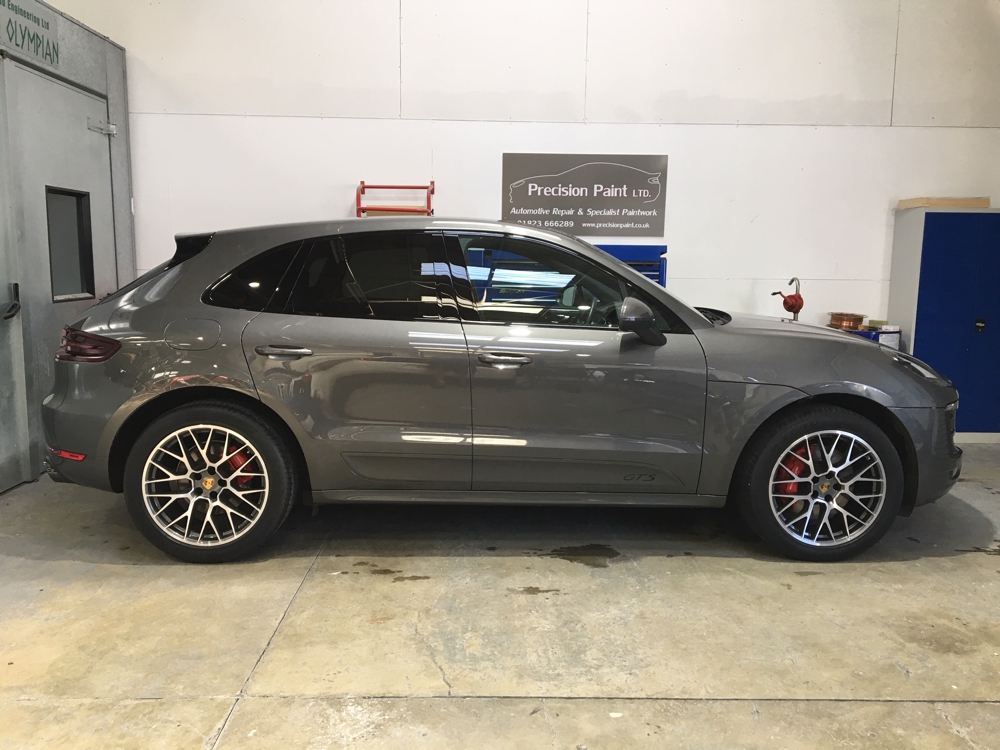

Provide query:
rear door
left=446, top=233, right=707, bottom=494
left=242, top=231, right=472, bottom=491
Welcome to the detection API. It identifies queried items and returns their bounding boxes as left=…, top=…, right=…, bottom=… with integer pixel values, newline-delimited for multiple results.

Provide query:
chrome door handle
left=255, top=344, right=313, bottom=360
left=478, top=352, right=533, bottom=369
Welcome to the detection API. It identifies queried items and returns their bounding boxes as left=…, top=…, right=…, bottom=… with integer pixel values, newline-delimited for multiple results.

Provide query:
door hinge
left=87, top=117, right=117, bottom=137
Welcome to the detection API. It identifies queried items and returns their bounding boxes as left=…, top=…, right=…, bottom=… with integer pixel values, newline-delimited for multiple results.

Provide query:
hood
left=694, top=310, right=955, bottom=408
left=719, top=312, right=877, bottom=346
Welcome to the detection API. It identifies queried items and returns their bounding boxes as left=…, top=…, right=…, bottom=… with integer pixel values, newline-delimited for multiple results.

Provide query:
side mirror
left=619, top=296, right=666, bottom=346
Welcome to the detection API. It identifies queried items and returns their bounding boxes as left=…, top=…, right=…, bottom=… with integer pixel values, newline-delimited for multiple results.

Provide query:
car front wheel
left=734, top=405, right=904, bottom=562
left=123, top=401, right=298, bottom=563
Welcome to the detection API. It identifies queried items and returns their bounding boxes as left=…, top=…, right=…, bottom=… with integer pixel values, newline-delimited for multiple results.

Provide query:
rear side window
left=204, top=241, right=302, bottom=311
left=285, top=232, right=450, bottom=321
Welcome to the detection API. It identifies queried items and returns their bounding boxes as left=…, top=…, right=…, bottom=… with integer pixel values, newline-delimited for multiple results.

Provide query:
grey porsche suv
left=42, top=218, right=962, bottom=563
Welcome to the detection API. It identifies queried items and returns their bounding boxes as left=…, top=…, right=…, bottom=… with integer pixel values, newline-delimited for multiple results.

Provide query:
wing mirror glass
left=619, top=296, right=666, bottom=346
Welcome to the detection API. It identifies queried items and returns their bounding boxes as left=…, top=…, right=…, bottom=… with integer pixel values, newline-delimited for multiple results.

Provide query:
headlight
left=881, top=347, right=950, bottom=386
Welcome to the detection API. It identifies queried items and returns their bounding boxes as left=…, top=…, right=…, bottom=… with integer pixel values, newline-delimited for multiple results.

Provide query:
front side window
left=456, top=234, right=624, bottom=328
left=285, top=231, right=450, bottom=321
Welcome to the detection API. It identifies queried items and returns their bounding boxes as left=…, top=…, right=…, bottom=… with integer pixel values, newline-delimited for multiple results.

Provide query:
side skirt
left=311, top=489, right=727, bottom=507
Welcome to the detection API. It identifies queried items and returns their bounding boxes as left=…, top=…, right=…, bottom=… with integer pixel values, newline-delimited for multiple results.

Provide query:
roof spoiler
left=172, top=233, right=215, bottom=265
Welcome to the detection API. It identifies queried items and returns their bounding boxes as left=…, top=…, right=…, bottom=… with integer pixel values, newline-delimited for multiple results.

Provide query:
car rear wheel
left=124, top=401, right=298, bottom=563
left=734, top=405, right=903, bottom=562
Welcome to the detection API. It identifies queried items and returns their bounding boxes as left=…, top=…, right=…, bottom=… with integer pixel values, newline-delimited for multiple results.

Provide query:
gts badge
left=623, top=473, right=656, bottom=482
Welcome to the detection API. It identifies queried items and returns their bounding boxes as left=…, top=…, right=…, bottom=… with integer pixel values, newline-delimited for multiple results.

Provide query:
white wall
left=50, top=0, right=1000, bottom=326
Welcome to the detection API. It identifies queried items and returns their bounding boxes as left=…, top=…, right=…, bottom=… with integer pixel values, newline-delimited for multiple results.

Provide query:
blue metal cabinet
left=596, top=244, right=667, bottom=286
left=890, top=210, right=999, bottom=432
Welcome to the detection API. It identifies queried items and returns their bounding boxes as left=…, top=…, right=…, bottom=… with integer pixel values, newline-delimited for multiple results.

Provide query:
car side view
left=42, top=218, right=962, bottom=563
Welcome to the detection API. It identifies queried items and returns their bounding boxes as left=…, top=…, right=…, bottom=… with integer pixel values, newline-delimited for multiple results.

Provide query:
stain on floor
left=545, top=544, right=621, bottom=568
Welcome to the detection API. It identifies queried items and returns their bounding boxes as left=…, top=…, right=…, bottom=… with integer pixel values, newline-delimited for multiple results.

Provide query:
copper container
left=827, top=312, right=866, bottom=330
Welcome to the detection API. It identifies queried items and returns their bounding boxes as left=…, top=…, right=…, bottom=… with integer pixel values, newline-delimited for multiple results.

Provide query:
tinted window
left=457, top=235, right=623, bottom=327
left=285, top=232, right=449, bottom=321
left=205, top=242, right=302, bottom=311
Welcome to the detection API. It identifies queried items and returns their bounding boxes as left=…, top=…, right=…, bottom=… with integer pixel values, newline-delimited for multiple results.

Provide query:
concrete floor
left=1, top=446, right=999, bottom=749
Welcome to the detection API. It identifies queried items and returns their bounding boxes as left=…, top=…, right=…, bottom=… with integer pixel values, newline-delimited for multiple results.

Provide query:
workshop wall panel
left=893, top=0, right=1000, bottom=127
left=400, top=0, right=588, bottom=122
left=586, top=0, right=898, bottom=125
left=52, top=0, right=402, bottom=118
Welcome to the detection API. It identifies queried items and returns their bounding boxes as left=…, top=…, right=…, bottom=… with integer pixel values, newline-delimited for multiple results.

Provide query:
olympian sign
left=502, top=153, right=667, bottom=237
left=1, top=0, right=59, bottom=67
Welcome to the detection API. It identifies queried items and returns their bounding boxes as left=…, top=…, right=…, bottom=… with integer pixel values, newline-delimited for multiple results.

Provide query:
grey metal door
left=449, top=233, right=708, bottom=495
left=0, top=192, right=31, bottom=491
left=0, top=59, right=118, bottom=487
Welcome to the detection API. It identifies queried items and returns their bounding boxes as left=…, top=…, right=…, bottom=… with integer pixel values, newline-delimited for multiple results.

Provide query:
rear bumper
left=891, top=403, right=962, bottom=509
left=41, top=357, right=141, bottom=492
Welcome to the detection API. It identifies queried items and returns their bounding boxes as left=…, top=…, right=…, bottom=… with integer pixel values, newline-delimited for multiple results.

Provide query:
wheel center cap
left=201, top=477, right=216, bottom=491
left=818, top=481, right=831, bottom=494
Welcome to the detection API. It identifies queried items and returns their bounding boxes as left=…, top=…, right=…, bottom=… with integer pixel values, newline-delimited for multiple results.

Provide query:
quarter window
left=456, top=235, right=624, bottom=328
left=285, top=232, right=450, bottom=321
left=205, top=241, right=302, bottom=311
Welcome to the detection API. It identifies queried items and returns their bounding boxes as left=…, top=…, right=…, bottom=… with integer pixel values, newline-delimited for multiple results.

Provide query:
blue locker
left=595, top=244, right=667, bottom=286
left=910, top=213, right=1000, bottom=432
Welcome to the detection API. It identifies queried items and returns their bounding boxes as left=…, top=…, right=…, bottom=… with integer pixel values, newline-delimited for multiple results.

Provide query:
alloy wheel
left=141, top=424, right=269, bottom=546
left=769, top=430, right=886, bottom=547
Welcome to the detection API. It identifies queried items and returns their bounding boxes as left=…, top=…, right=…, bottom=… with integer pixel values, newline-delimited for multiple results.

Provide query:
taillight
left=55, top=327, right=122, bottom=362
left=47, top=446, right=86, bottom=461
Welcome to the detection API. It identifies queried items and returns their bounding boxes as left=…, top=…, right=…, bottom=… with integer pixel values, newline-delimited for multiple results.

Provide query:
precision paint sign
left=0, top=0, right=59, bottom=67
left=502, top=153, right=668, bottom=237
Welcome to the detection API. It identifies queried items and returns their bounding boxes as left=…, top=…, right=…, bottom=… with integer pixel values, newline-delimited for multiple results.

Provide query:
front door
left=243, top=230, right=473, bottom=492
left=446, top=233, right=708, bottom=494
left=0, top=59, right=118, bottom=490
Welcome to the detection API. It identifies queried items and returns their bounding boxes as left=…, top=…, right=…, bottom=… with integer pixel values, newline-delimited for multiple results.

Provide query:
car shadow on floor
left=282, top=491, right=999, bottom=566
left=1, top=477, right=996, bottom=567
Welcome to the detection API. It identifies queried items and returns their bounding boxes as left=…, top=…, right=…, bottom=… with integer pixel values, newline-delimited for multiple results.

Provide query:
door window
left=45, top=188, right=95, bottom=301
left=455, top=234, right=624, bottom=327
left=285, top=232, right=451, bottom=321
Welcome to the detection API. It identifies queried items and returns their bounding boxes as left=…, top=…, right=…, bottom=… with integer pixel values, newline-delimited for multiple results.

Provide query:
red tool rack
left=356, top=181, right=435, bottom=217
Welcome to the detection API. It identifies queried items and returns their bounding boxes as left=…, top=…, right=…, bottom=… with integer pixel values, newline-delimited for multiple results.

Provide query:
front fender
left=697, top=382, right=807, bottom=496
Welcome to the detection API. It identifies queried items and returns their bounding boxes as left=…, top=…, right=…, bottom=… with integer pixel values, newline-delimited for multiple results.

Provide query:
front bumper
left=890, top=402, right=962, bottom=509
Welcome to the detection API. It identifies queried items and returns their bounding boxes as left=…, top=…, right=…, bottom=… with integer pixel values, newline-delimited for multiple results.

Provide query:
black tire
left=733, top=405, right=903, bottom=562
left=123, top=401, right=299, bottom=563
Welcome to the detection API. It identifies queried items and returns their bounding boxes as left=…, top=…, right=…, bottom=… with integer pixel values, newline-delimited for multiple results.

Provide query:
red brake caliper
left=227, top=450, right=253, bottom=488
left=776, top=445, right=809, bottom=495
